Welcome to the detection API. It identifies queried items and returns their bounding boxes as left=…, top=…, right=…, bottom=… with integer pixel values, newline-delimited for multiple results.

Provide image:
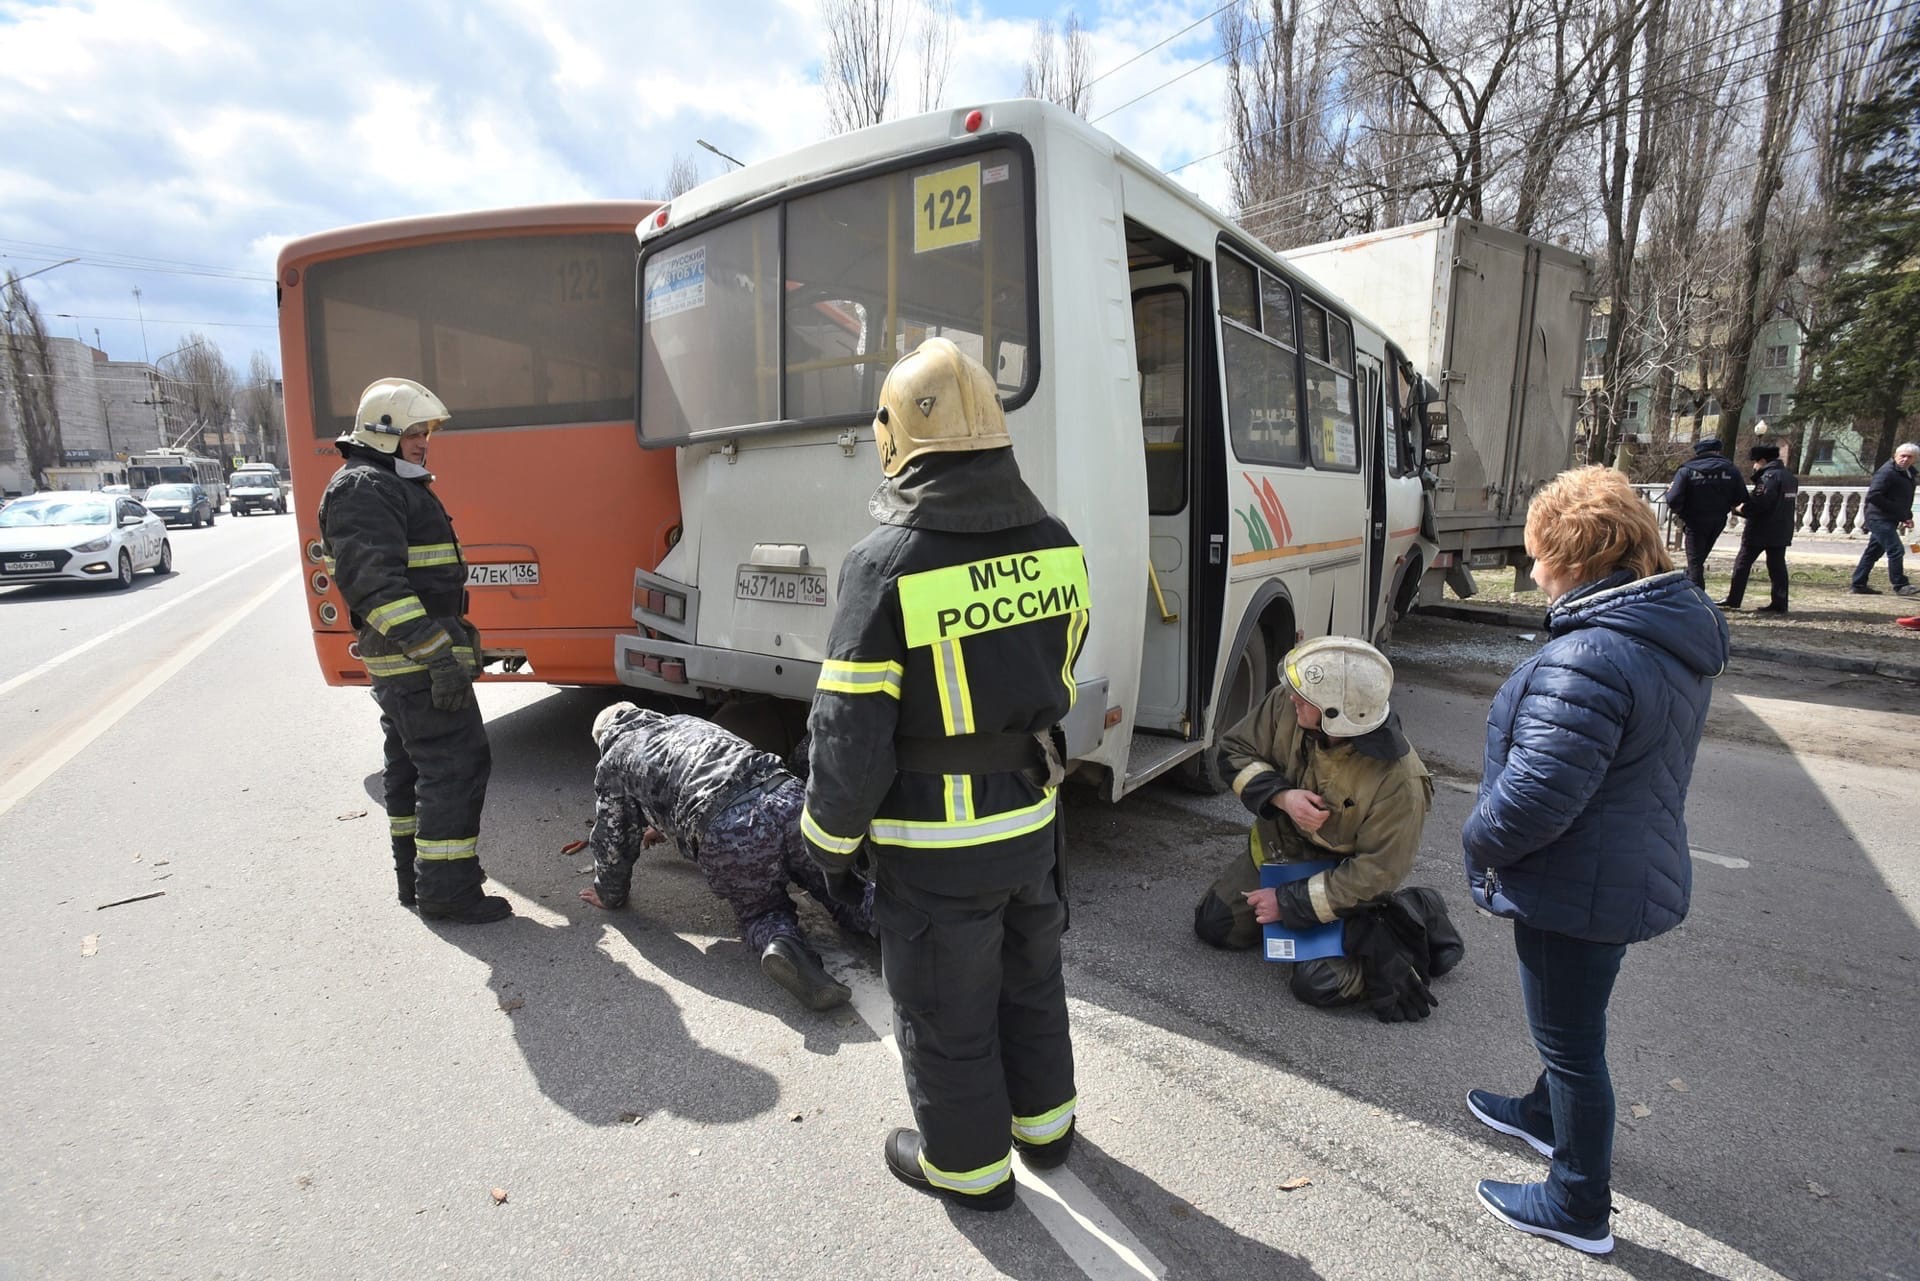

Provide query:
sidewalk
left=1429, top=546, right=1920, bottom=683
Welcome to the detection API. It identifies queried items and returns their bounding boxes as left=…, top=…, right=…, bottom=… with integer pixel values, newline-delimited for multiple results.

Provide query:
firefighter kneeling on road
left=318, top=378, right=508, bottom=924
left=802, top=337, right=1090, bottom=1212
left=1193, top=636, right=1463, bottom=1021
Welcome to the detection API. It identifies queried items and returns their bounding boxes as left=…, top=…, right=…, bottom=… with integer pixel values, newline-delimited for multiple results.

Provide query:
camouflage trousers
left=701, top=778, right=875, bottom=952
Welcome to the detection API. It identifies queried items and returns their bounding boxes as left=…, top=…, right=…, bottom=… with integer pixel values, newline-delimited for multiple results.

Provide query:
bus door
left=1125, top=219, right=1200, bottom=736
left=1357, top=349, right=1387, bottom=636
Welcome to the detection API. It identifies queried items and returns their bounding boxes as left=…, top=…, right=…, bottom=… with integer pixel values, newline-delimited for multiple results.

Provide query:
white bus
left=618, top=100, right=1437, bottom=798
left=129, top=449, right=228, bottom=514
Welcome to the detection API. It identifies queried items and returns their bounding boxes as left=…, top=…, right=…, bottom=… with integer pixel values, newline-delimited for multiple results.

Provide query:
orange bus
left=277, top=203, right=680, bottom=686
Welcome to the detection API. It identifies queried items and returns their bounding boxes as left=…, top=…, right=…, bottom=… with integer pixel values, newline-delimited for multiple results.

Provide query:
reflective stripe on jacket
left=317, top=450, right=473, bottom=686
left=802, top=521, right=1089, bottom=879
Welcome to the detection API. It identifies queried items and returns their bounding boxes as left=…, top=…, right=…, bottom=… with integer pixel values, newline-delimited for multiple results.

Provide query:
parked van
left=229, top=465, right=287, bottom=516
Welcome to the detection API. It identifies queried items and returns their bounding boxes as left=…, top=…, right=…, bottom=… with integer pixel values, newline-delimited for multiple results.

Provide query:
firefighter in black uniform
left=318, top=378, right=509, bottom=924
left=802, top=338, right=1090, bottom=1212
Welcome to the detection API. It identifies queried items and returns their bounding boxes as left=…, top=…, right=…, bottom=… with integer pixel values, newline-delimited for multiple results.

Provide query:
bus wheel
left=1175, top=627, right=1271, bottom=795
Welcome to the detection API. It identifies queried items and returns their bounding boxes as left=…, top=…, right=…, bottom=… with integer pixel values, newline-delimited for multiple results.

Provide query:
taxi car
left=0, top=492, right=172, bottom=589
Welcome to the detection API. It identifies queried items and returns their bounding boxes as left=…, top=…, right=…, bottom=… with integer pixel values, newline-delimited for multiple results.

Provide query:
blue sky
left=0, top=0, right=1234, bottom=375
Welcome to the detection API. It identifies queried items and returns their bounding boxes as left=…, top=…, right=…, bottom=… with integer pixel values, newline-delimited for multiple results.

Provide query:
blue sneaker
left=1476, top=1179, right=1614, bottom=1255
left=1466, top=1089, right=1554, bottom=1158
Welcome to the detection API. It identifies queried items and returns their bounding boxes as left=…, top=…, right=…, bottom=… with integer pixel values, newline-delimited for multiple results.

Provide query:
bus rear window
left=640, top=145, right=1035, bottom=443
left=303, top=233, right=636, bottom=437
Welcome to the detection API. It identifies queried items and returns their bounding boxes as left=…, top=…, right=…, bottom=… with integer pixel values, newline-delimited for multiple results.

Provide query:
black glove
left=821, top=866, right=866, bottom=910
left=1271, top=878, right=1321, bottom=931
left=462, top=617, right=485, bottom=666
left=427, top=653, right=475, bottom=712
left=1344, top=897, right=1438, bottom=1024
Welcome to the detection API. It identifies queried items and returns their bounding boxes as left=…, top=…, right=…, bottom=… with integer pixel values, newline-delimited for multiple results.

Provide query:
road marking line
left=0, top=544, right=288, bottom=702
left=821, top=945, right=1168, bottom=1281
left=1692, top=848, right=1750, bottom=870
left=0, top=568, right=296, bottom=821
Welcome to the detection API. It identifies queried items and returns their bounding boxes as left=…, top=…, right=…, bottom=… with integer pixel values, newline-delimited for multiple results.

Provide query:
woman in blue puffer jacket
left=1462, top=466, right=1729, bottom=1256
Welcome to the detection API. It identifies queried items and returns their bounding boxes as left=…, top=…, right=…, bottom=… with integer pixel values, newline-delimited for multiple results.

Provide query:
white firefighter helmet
left=1280, top=636, right=1394, bottom=738
left=350, top=377, right=449, bottom=454
left=871, top=337, right=1011, bottom=477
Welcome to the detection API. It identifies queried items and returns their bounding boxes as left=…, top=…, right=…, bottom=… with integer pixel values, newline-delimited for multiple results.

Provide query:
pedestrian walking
left=801, top=338, right=1090, bottom=1211
left=1662, top=438, right=1747, bottom=589
left=579, top=703, right=873, bottom=1011
left=1720, top=443, right=1798, bottom=614
left=318, top=378, right=508, bottom=923
left=1463, top=466, right=1728, bottom=1255
left=1850, top=443, right=1919, bottom=597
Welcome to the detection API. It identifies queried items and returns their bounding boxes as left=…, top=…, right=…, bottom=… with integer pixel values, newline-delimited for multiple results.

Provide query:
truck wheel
left=1175, top=627, right=1271, bottom=794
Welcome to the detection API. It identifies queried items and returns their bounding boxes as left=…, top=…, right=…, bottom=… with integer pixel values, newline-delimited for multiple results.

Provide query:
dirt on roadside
left=1390, top=614, right=1920, bottom=774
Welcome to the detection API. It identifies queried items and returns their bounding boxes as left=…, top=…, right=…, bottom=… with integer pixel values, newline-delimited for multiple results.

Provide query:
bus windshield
left=640, top=144, right=1036, bottom=444
left=302, top=232, right=636, bottom=439
left=131, top=465, right=194, bottom=487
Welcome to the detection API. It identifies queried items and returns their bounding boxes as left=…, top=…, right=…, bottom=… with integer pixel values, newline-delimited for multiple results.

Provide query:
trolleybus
left=278, top=203, right=682, bottom=686
left=618, top=101, right=1438, bottom=796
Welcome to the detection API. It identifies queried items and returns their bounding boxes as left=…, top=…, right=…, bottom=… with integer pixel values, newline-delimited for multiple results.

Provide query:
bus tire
left=1175, top=626, right=1271, bottom=795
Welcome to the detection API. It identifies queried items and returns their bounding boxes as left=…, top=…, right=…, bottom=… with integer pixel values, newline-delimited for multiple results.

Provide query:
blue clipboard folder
left=1260, top=860, right=1346, bottom=963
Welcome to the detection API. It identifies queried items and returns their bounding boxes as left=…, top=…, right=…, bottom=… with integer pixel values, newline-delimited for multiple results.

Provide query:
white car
left=0, top=493, right=172, bottom=589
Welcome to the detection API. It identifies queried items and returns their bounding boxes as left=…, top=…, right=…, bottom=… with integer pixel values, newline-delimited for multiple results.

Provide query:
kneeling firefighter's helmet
left=871, top=337, right=1011, bottom=477
left=1281, top=636, right=1394, bottom=738
left=347, top=377, right=450, bottom=454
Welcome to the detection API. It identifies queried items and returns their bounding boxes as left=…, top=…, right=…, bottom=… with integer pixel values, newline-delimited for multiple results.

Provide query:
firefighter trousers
left=373, top=682, right=492, bottom=913
left=873, top=839, right=1076, bottom=1201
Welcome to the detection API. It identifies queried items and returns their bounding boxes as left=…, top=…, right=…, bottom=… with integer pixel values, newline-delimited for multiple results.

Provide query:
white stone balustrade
left=1632, top=483, right=1870, bottom=545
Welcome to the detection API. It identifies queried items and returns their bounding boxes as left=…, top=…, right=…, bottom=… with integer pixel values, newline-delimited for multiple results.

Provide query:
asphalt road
left=2, top=512, right=1914, bottom=1281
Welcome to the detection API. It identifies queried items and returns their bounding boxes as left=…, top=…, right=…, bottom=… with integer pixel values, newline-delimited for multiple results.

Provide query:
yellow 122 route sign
left=913, top=162, right=982, bottom=254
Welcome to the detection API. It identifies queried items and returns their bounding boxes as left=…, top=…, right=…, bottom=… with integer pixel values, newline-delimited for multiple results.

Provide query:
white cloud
left=0, top=0, right=1239, bottom=372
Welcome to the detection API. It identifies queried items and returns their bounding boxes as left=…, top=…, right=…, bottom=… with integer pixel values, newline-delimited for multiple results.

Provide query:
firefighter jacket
left=1219, top=687, right=1433, bottom=924
left=801, top=450, right=1089, bottom=891
left=317, top=444, right=475, bottom=687
left=587, top=706, right=793, bottom=906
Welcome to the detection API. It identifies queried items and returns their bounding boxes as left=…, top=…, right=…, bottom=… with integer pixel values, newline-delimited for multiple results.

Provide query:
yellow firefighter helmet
left=871, top=337, right=1011, bottom=477
left=350, top=377, right=449, bottom=454
left=1280, top=636, right=1394, bottom=738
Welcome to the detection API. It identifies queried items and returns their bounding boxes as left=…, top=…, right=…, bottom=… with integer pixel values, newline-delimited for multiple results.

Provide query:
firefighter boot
left=1397, top=886, right=1465, bottom=978
left=418, top=894, right=513, bottom=924
left=760, top=936, right=850, bottom=1011
left=884, top=1128, right=1016, bottom=1212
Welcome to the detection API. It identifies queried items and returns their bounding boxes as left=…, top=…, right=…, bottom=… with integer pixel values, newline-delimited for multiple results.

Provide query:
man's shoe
left=884, top=1128, right=1016, bottom=1211
left=1466, top=1089, right=1554, bottom=1157
left=1014, top=1119, right=1075, bottom=1170
left=1896, top=584, right=1919, bottom=597
left=760, top=936, right=850, bottom=1011
left=1755, top=604, right=1789, bottom=615
left=1898, top=617, right=1920, bottom=631
left=419, top=894, right=512, bottom=924
left=1850, top=584, right=1882, bottom=594
left=1715, top=599, right=1740, bottom=609
left=1476, top=1179, right=1613, bottom=1255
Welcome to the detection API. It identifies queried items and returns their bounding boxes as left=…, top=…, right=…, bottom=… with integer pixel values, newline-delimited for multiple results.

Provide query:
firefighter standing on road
left=318, top=378, right=509, bottom=924
left=802, top=338, right=1090, bottom=1212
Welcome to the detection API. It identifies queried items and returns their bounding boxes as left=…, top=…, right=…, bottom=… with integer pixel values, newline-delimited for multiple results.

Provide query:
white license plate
left=5, top=560, right=54, bottom=572
left=735, top=567, right=827, bottom=607
left=468, top=562, right=539, bottom=587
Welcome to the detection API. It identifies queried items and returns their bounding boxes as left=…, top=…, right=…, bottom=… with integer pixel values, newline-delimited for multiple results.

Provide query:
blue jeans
left=1853, top=516, right=1909, bottom=590
left=1512, top=921, right=1627, bottom=1221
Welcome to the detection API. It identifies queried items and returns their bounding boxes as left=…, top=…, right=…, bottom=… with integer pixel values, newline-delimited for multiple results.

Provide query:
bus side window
left=1132, top=289, right=1187, bottom=515
left=1217, top=251, right=1301, bottom=468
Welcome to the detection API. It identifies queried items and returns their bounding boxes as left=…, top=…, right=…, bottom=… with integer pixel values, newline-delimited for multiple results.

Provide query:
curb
left=1415, top=603, right=1920, bottom=684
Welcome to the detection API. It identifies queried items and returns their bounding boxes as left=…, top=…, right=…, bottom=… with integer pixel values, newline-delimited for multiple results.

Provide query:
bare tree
left=917, top=0, right=953, bottom=113
left=1220, top=0, right=1344, bottom=247
left=821, top=0, right=907, bottom=133
left=1, top=271, right=63, bottom=489
left=662, top=153, right=702, bottom=199
left=159, top=334, right=237, bottom=455
left=1022, top=12, right=1095, bottom=116
left=237, top=352, right=284, bottom=465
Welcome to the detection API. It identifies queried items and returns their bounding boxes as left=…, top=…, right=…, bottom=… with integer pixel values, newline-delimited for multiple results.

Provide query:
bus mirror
left=1424, top=405, right=1451, bottom=466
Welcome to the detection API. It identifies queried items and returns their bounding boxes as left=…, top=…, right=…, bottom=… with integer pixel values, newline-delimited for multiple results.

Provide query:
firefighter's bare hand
left=1278, top=789, right=1331, bottom=832
left=642, top=826, right=666, bottom=848
left=1244, top=887, right=1281, bottom=924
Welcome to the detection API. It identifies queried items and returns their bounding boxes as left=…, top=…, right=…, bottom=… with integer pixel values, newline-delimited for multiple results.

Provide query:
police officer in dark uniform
left=802, top=338, right=1090, bottom=1212
left=318, top=378, right=508, bottom=924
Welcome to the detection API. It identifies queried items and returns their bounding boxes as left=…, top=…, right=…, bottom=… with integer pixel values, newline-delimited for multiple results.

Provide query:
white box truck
left=1283, top=216, right=1595, bottom=598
